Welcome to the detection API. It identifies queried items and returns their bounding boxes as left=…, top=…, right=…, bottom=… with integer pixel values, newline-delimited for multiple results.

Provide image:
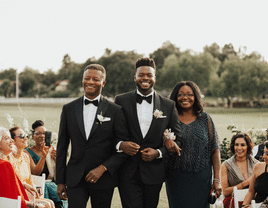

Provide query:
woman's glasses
left=34, top=131, right=46, bottom=136
left=14, top=134, right=28, bottom=139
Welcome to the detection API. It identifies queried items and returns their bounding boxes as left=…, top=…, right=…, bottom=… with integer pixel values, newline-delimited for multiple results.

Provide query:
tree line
left=1, top=41, right=268, bottom=106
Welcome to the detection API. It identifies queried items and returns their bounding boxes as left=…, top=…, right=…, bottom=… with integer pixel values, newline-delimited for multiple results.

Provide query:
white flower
left=163, top=128, right=176, bottom=141
left=153, top=109, right=166, bottom=119
left=5, top=113, right=14, bottom=127
left=97, top=112, right=111, bottom=124
left=23, top=117, right=29, bottom=133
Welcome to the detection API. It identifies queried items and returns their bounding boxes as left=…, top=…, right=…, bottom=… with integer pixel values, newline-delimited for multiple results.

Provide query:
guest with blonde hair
left=9, top=126, right=55, bottom=208
left=0, top=127, right=44, bottom=208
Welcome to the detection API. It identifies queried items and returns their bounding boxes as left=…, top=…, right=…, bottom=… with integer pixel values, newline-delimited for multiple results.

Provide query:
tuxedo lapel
left=144, top=92, right=161, bottom=140
left=75, top=97, right=86, bottom=141
left=89, top=95, right=109, bottom=137
left=129, top=91, right=143, bottom=139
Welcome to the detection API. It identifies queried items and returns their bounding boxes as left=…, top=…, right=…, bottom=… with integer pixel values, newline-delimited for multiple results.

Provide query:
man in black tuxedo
left=115, top=58, right=183, bottom=208
left=56, top=64, right=128, bottom=208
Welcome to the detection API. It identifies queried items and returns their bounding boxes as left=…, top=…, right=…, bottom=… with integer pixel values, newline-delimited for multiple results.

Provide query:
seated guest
left=242, top=141, right=268, bottom=207
left=221, top=133, right=258, bottom=208
left=9, top=126, right=55, bottom=208
left=0, top=127, right=44, bottom=208
left=25, top=120, right=63, bottom=208
left=254, top=128, right=268, bottom=162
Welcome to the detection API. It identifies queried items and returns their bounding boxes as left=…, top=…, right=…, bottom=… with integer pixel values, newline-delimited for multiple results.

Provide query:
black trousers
left=119, top=170, right=163, bottom=208
left=67, top=179, right=114, bottom=208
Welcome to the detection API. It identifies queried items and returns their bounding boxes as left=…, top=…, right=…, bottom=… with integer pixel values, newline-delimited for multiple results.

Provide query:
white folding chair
left=251, top=200, right=262, bottom=208
left=0, top=196, right=21, bottom=208
left=32, top=173, right=46, bottom=198
left=233, top=186, right=249, bottom=208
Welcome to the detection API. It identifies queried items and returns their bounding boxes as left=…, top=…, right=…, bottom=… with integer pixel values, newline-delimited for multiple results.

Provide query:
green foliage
left=220, top=138, right=231, bottom=162
left=0, top=68, right=16, bottom=80
left=0, top=79, right=14, bottom=97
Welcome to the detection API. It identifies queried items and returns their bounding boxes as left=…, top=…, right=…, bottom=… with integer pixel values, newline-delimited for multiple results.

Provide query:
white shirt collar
left=84, top=94, right=101, bottom=102
left=137, top=89, right=154, bottom=97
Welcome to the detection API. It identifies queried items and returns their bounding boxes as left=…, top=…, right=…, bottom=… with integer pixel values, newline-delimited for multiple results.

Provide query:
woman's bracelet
left=213, top=178, right=221, bottom=183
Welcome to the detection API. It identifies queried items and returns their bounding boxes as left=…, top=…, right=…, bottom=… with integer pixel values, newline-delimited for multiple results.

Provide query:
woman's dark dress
left=255, top=164, right=268, bottom=203
left=166, top=112, right=219, bottom=208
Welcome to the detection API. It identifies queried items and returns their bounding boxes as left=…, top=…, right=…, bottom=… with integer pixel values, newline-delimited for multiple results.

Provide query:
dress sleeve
left=207, top=113, right=219, bottom=154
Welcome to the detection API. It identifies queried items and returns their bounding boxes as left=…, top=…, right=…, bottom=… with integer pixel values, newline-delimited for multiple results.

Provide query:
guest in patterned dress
left=242, top=141, right=268, bottom=207
left=165, top=81, right=222, bottom=208
left=9, top=126, right=55, bottom=208
left=221, top=133, right=258, bottom=208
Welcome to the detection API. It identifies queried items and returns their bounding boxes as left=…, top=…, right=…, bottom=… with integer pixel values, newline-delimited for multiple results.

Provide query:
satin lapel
left=75, top=97, right=86, bottom=140
left=130, top=91, right=143, bottom=139
left=89, top=95, right=109, bottom=138
left=144, top=92, right=161, bottom=140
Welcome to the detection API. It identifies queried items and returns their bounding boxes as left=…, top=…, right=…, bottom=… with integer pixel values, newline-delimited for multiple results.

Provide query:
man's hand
left=140, top=148, right=159, bottom=162
left=164, top=139, right=181, bottom=156
left=120, top=141, right=140, bottom=156
left=57, top=184, right=68, bottom=200
left=85, top=165, right=106, bottom=183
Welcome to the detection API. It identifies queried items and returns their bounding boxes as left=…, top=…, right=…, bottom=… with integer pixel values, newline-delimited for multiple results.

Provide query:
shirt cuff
left=157, top=149, right=162, bottom=159
left=116, top=141, right=123, bottom=153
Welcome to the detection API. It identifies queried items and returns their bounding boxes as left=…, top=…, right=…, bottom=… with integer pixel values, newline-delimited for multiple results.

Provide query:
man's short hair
left=135, top=58, right=156, bottom=70
left=84, top=64, right=106, bottom=80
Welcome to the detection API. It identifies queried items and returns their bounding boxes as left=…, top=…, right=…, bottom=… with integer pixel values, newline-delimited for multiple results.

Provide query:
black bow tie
left=85, top=99, right=98, bottom=106
left=136, top=94, right=152, bottom=104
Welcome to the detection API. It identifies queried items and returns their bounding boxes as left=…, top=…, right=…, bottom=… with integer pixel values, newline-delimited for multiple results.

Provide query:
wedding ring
left=91, top=179, right=94, bottom=182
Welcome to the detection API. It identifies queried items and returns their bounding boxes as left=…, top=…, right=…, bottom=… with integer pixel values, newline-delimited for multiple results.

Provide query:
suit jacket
left=115, top=90, right=182, bottom=185
left=56, top=96, right=128, bottom=189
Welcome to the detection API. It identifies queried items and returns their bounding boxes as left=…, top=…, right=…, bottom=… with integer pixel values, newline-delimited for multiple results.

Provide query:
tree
left=150, top=41, right=180, bottom=70
left=0, top=68, right=16, bottom=80
left=19, top=67, right=39, bottom=97
left=0, top=79, right=14, bottom=97
left=40, top=69, right=57, bottom=87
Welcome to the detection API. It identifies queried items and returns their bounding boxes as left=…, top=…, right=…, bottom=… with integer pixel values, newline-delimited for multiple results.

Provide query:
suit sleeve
left=102, top=106, right=129, bottom=175
left=158, top=102, right=183, bottom=157
left=56, top=105, right=70, bottom=185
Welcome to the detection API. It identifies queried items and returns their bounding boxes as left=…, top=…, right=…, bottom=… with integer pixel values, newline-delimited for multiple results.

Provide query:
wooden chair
left=251, top=200, right=262, bottom=208
left=32, top=173, right=46, bottom=198
left=0, top=196, right=21, bottom=208
left=233, top=186, right=249, bottom=208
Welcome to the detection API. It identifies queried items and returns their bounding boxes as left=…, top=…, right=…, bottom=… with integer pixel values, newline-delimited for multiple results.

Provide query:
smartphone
left=45, top=131, right=52, bottom=146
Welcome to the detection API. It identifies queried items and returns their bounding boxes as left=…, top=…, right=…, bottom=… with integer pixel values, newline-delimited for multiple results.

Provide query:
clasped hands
left=119, top=141, right=159, bottom=162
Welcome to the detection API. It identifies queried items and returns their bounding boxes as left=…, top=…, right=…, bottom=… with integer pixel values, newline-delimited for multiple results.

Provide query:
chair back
left=0, top=196, right=21, bottom=208
left=233, top=187, right=249, bottom=208
left=32, top=173, right=46, bottom=198
left=212, top=194, right=224, bottom=208
left=251, top=200, right=262, bottom=208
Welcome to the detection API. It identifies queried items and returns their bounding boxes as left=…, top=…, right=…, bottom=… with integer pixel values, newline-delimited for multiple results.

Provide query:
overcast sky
left=0, top=0, right=267, bottom=73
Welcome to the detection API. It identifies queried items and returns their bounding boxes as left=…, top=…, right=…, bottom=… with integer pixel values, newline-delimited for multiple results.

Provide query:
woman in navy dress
left=165, top=81, right=222, bottom=208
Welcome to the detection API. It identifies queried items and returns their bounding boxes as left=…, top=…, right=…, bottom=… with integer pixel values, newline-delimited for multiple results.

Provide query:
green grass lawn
left=1, top=103, right=268, bottom=207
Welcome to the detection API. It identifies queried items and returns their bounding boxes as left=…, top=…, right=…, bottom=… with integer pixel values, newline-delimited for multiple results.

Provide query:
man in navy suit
left=56, top=64, right=128, bottom=208
left=115, top=58, right=183, bottom=208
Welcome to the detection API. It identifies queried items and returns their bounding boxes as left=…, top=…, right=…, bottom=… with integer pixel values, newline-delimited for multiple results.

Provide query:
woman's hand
left=50, top=147, right=56, bottom=162
left=41, top=143, right=51, bottom=157
left=23, top=183, right=40, bottom=198
left=164, top=139, right=181, bottom=156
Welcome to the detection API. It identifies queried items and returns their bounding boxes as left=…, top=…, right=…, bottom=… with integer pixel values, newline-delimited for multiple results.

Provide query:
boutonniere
left=163, top=128, right=176, bottom=142
left=153, top=109, right=166, bottom=119
left=96, top=112, right=111, bottom=124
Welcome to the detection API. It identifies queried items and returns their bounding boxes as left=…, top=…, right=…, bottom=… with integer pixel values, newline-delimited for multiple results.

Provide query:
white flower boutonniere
left=97, top=112, right=111, bottom=124
left=163, top=128, right=176, bottom=142
left=153, top=109, right=166, bottom=119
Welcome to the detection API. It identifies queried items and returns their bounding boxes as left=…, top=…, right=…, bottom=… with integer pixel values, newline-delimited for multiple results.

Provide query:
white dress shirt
left=136, top=90, right=154, bottom=138
left=83, top=94, right=100, bottom=140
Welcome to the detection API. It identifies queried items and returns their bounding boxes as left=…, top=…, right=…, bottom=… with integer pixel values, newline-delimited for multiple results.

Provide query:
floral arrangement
left=153, top=109, right=166, bottom=119
left=247, top=127, right=267, bottom=145
left=163, top=128, right=176, bottom=142
left=96, top=112, right=111, bottom=125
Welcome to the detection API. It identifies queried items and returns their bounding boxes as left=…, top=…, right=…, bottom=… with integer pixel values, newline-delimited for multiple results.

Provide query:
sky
left=0, top=0, right=267, bottom=73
